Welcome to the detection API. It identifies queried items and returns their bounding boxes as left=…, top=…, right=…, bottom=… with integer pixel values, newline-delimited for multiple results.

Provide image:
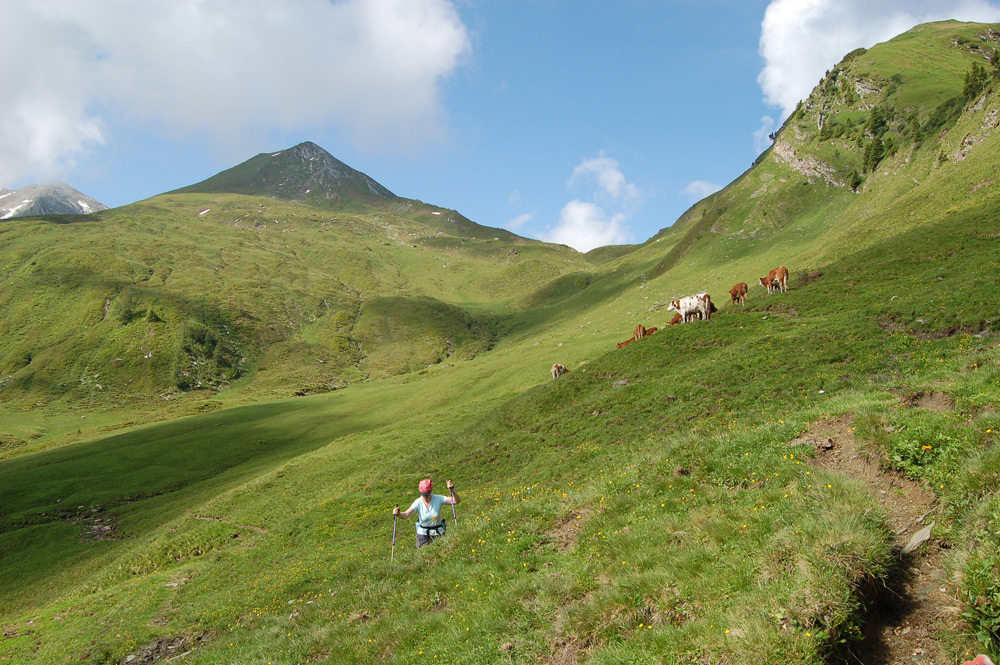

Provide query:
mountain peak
left=174, top=141, right=395, bottom=208
left=0, top=182, right=107, bottom=219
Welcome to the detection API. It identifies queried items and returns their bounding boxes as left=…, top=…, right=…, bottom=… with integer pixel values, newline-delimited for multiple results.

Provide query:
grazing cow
left=730, top=282, right=748, bottom=306
left=615, top=338, right=634, bottom=350
left=667, top=292, right=714, bottom=322
left=551, top=363, right=569, bottom=380
left=758, top=266, right=789, bottom=295
left=644, top=327, right=658, bottom=335
left=633, top=324, right=646, bottom=340
left=667, top=313, right=683, bottom=326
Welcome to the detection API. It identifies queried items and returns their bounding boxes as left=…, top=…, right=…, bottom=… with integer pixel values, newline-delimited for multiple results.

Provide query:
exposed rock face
left=855, top=79, right=882, bottom=97
left=772, top=141, right=845, bottom=187
left=953, top=100, right=1000, bottom=162
left=0, top=182, right=107, bottom=219
left=280, top=141, right=396, bottom=201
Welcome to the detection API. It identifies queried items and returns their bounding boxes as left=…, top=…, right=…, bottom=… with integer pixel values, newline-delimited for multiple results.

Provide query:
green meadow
left=2, top=20, right=1000, bottom=664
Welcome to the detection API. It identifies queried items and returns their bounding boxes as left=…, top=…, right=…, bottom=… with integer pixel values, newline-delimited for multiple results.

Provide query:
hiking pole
left=448, top=482, right=458, bottom=526
left=391, top=505, right=398, bottom=562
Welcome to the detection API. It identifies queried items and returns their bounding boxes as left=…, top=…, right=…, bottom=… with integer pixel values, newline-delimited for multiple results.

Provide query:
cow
left=615, top=338, right=634, bottom=350
left=551, top=363, right=569, bottom=380
left=730, top=282, right=748, bottom=306
left=633, top=324, right=646, bottom=340
left=667, top=292, right=714, bottom=322
left=667, top=313, right=683, bottom=326
left=758, top=266, right=789, bottom=295
left=644, top=327, right=658, bottom=335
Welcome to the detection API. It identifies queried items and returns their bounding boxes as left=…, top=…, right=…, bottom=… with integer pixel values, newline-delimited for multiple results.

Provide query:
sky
left=4, top=1, right=1000, bottom=252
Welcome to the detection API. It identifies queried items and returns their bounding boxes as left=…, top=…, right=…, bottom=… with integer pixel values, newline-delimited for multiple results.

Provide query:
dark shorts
left=416, top=533, right=436, bottom=548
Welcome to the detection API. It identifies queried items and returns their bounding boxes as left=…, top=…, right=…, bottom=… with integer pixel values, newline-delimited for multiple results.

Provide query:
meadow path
left=805, top=417, right=957, bottom=665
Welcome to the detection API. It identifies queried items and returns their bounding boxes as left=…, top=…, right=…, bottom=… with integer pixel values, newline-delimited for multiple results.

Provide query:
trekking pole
left=391, top=506, right=398, bottom=562
left=448, top=484, right=458, bottom=526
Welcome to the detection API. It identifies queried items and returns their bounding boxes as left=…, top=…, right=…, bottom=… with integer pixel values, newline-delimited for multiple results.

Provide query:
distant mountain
left=0, top=182, right=107, bottom=219
left=173, top=141, right=396, bottom=209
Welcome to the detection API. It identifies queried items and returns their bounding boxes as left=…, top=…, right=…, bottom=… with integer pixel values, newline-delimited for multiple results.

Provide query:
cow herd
left=550, top=266, right=791, bottom=379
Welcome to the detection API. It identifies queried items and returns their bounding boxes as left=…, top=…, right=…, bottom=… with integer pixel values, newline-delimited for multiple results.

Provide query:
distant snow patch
left=271, top=152, right=283, bottom=156
left=431, top=211, right=441, bottom=215
left=199, top=208, right=211, bottom=216
left=78, top=200, right=92, bottom=213
left=0, top=192, right=12, bottom=200
left=1, top=199, right=34, bottom=219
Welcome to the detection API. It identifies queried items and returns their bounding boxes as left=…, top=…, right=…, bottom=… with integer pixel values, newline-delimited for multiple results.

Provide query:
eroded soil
left=800, top=417, right=964, bottom=665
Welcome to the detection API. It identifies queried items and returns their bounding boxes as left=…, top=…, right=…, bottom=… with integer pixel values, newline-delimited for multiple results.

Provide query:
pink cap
left=418, top=478, right=433, bottom=494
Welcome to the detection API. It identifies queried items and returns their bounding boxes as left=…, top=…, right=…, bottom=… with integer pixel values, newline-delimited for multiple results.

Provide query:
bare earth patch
left=117, top=632, right=210, bottom=664
left=899, top=391, right=954, bottom=413
left=798, top=417, right=963, bottom=664
left=543, top=635, right=585, bottom=665
left=547, top=510, right=589, bottom=552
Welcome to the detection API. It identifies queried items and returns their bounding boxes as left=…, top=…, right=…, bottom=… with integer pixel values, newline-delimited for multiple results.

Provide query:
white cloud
left=506, top=213, right=533, bottom=230
left=569, top=154, right=639, bottom=201
left=758, top=0, right=1000, bottom=118
left=541, top=200, right=628, bottom=253
left=0, top=0, right=471, bottom=184
left=681, top=180, right=724, bottom=203
left=540, top=153, right=639, bottom=251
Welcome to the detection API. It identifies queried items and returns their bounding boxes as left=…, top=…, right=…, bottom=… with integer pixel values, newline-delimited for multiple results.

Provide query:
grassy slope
left=3, top=20, right=1000, bottom=664
left=0, top=194, right=589, bottom=456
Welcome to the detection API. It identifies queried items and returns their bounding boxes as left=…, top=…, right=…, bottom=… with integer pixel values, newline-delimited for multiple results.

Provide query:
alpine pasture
left=3, top=21, right=1000, bottom=665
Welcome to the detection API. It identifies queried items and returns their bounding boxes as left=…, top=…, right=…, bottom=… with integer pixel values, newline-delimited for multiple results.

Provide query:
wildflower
left=922, top=445, right=932, bottom=450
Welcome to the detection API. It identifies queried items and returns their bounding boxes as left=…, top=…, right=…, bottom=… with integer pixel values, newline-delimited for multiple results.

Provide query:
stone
left=902, top=521, right=934, bottom=554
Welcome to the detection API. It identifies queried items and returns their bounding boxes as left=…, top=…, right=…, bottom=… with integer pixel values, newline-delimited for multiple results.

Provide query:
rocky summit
left=0, top=182, right=107, bottom=219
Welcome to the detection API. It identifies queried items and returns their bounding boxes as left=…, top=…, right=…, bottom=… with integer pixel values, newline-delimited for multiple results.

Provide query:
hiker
left=393, top=478, right=460, bottom=548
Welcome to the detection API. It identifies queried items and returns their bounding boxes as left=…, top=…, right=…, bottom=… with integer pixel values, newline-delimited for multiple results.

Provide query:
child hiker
left=393, top=479, right=460, bottom=548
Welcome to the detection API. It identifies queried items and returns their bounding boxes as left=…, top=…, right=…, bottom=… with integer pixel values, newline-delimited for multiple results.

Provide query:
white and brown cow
left=758, top=266, right=789, bottom=295
left=667, top=292, right=714, bottom=322
left=551, top=363, right=569, bottom=380
left=730, top=282, right=748, bottom=306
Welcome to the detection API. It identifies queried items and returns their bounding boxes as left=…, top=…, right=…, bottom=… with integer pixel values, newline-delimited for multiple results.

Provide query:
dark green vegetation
left=2, top=20, right=1000, bottom=664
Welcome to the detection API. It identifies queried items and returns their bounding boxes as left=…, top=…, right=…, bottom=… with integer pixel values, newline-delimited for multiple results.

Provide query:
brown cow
left=551, top=363, right=569, bottom=380
left=730, top=282, right=748, bottom=306
left=644, top=327, right=658, bottom=335
left=615, top=338, right=634, bottom=350
left=667, top=313, right=683, bottom=326
left=633, top=324, right=646, bottom=340
left=758, top=266, right=789, bottom=295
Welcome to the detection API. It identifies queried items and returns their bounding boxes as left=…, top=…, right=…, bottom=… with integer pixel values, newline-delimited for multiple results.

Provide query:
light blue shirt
left=409, top=494, right=447, bottom=535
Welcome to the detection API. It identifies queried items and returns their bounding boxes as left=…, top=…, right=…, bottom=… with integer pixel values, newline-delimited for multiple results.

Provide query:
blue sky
left=4, top=0, right=1000, bottom=251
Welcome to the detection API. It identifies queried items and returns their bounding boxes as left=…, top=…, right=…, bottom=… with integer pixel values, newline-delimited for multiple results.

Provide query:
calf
left=758, top=266, right=789, bottom=295
left=667, top=292, right=714, bottom=322
left=633, top=324, right=646, bottom=340
left=615, top=338, right=634, bottom=350
left=644, top=327, right=658, bottom=335
left=730, top=282, right=748, bottom=306
left=667, top=313, right=683, bottom=326
left=550, top=363, right=569, bottom=380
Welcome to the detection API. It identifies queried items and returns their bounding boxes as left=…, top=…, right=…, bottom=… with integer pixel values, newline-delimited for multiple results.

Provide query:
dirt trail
left=801, top=417, right=962, bottom=665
